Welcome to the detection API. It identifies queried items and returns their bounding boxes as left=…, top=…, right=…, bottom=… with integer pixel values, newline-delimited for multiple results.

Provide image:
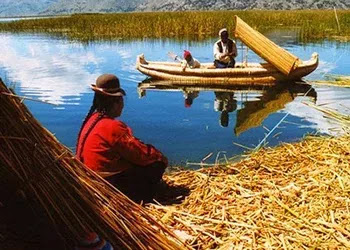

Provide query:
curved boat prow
left=288, top=52, right=319, bottom=79
left=136, top=54, right=147, bottom=68
left=310, top=52, right=319, bottom=67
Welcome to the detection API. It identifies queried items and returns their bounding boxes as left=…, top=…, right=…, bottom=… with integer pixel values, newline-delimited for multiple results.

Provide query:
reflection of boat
left=235, top=83, right=317, bottom=135
left=137, top=79, right=270, bottom=97
left=136, top=16, right=319, bottom=85
left=137, top=80, right=317, bottom=135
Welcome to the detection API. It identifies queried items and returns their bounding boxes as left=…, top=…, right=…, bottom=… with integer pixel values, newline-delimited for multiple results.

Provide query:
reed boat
left=136, top=16, right=319, bottom=86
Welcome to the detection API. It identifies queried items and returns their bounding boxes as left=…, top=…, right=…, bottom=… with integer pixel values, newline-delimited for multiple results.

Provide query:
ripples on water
left=0, top=32, right=349, bottom=165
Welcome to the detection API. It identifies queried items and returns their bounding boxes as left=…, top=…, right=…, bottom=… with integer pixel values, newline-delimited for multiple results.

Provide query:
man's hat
left=219, top=28, right=228, bottom=36
left=91, top=74, right=126, bottom=97
left=183, top=50, right=192, bottom=59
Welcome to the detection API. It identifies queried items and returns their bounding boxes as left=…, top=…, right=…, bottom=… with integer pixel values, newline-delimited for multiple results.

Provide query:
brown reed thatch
left=234, top=15, right=301, bottom=76
left=148, top=118, right=350, bottom=248
left=0, top=78, right=184, bottom=249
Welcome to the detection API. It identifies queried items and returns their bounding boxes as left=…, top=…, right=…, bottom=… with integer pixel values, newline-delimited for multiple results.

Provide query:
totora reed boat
left=136, top=16, right=319, bottom=86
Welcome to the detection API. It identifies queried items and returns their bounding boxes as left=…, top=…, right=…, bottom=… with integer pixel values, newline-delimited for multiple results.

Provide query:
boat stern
left=136, top=54, right=148, bottom=69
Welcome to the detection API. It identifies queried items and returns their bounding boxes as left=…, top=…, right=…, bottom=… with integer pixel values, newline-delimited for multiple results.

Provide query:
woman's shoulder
left=99, top=117, right=128, bottom=130
left=94, top=118, right=132, bottom=140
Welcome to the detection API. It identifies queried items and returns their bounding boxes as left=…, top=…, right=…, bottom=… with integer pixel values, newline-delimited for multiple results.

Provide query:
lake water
left=0, top=16, right=67, bottom=22
left=0, top=32, right=349, bottom=165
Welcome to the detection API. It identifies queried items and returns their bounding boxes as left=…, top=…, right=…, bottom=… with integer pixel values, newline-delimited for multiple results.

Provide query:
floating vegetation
left=313, top=74, right=350, bottom=88
left=0, top=10, right=350, bottom=42
left=148, top=106, right=350, bottom=249
left=305, top=102, right=350, bottom=131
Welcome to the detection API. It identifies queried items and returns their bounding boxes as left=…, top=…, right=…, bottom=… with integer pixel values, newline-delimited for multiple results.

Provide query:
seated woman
left=76, top=74, right=168, bottom=203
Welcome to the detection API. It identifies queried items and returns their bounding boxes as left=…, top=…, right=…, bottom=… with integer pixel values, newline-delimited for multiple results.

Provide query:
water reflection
left=0, top=32, right=349, bottom=164
left=0, top=17, right=62, bottom=23
left=138, top=81, right=317, bottom=136
left=0, top=34, right=101, bottom=105
left=214, top=92, right=237, bottom=128
left=183, top=90, right=199, bottom=108
left=235, top=83, right=317, bottom=135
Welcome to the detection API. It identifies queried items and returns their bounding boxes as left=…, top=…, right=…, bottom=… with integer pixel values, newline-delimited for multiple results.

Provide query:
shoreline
left=148, top=130, right=350, bottom=248
left=0, top=10, right=350, bottom=42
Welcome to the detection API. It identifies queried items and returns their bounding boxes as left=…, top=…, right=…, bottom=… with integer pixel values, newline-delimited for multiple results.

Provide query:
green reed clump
left=0, top=10, right=350, bottom=42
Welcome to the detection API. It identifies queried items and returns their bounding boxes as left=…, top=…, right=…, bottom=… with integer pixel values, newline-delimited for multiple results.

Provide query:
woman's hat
left=91, top=74, right=126, bottom=97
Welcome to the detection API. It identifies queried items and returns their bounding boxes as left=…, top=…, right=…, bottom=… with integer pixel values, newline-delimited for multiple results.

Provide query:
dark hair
left=75, top=93, right=123, bottom=157
left=94, top=93, right=122, bottom=113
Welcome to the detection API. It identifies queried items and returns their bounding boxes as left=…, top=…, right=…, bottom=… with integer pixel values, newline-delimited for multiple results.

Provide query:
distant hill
left=0, top=0, right=58, bottom=17
left=0, top=0, right=349, bottom=17
left=138, top=0, right=350, bottom=11
left=41, top=0, right=143, bottom=15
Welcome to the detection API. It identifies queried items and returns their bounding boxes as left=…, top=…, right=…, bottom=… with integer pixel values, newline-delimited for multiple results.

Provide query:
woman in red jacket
left=76, top=74, right=167, bottom=203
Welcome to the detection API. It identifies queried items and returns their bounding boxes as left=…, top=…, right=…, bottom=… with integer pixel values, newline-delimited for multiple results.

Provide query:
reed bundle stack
left=234, top=16, right=300, bottom=76
left=0, top=78, right=184, bottom=249
left=149, top=111, right=350, bottom=249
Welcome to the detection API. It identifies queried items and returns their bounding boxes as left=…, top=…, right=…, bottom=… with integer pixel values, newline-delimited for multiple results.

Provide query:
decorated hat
left=183, top=50, right=192, bottom=59
left=91, top=74, right=126, bottom=97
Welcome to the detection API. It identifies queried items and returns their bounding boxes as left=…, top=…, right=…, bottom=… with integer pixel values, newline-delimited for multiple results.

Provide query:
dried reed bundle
left=0, top=78, right=184, bottom=249
left=314, top=75, right=350, bottom=88
left=234, top=15, right=300, bottom=76
left=148, top=125, right=350, bottom=248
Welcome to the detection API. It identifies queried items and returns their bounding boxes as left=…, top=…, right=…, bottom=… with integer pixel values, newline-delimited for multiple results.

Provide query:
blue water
left=0, top=32, right=349, bottom=165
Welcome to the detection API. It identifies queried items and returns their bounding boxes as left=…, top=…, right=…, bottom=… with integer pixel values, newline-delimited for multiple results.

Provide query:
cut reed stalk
left=148, top=107, right=350, bottom=248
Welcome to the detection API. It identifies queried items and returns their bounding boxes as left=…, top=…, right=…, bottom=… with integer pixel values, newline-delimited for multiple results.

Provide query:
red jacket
left=76, top=112, right=167, bottom=174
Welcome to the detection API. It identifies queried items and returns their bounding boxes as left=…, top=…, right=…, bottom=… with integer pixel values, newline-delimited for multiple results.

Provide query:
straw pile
left=0, top=78, right=184, bottom=249
left=148, top=111, right=350, bottom=248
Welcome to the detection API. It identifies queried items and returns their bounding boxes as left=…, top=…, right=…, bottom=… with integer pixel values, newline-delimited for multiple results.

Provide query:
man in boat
left=213, top=28, right=238, bottom=68
left=181, top=50, right=201, bottom=71
left=76, top=74, right=168, bottom=203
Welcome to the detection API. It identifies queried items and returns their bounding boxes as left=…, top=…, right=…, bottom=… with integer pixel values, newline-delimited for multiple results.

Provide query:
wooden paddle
left=167, top=51, right=182, bottom=62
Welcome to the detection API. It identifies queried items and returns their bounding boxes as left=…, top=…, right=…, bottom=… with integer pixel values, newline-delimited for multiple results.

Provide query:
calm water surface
left=0, top=16, right=67, bottom=22
left=0, top=32, right=349, bottom=165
